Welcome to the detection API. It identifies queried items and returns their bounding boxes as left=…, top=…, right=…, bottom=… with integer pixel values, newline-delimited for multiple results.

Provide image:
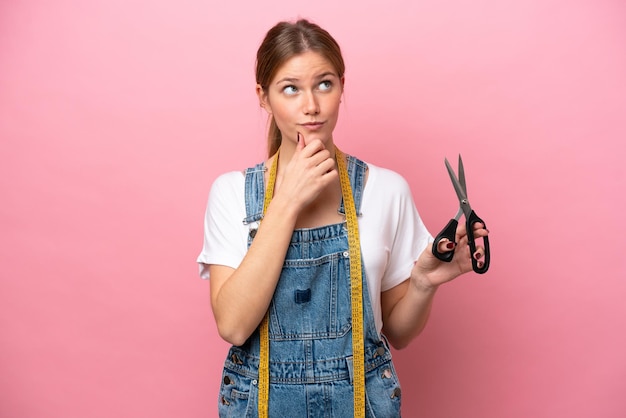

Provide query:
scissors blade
left=444, top=158, right=468, bottom=204
left=458, top=154, right=467, bottom=197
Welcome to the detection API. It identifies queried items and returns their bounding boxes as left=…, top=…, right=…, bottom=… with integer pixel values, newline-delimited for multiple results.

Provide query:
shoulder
left=207, top=171, right=246, bottom=206
left=365, top=162, right=412, bottom=197
left=210, top=170, right=245, bottom=192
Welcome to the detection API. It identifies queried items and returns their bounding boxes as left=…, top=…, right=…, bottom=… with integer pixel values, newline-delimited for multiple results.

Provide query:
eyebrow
left=274, top=72, right=338, bottom=85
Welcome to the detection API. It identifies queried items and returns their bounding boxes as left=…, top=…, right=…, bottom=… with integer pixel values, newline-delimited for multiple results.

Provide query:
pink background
left=1, top=0, right=625, bottom=417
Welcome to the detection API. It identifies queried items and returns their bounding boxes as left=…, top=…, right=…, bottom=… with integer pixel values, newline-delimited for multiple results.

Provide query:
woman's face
left=258, top=51, right=344, bottom=147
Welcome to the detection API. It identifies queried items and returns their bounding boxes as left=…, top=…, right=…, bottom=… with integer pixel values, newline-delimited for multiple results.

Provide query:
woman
left=197, top=19, right=489, bottom=417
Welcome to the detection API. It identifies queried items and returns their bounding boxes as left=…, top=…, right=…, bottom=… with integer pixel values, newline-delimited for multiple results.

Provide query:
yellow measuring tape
left=258, top=149, right=278, bottom=418
left=258, top=147, right=365, bottom=418
left=336, top=147, right=366, bottom=417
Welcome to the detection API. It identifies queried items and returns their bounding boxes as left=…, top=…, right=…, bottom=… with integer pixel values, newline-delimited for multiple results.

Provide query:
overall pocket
left=217, top=368, right=257, bottom=418
left=269, top=251, right=351, bottom=340
left=365, top=359, right=402, bottom=418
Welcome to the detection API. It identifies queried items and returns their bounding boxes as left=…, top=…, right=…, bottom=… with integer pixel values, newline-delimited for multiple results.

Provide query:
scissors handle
left=467, top=210, right=490, bottom=274
left=432, top=218, right=458, bottom=262
left=432, top=212, right=490, bottom=274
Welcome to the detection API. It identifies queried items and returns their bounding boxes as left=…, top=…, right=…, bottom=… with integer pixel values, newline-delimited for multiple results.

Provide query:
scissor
left=432, top=155, right=490, bottom=274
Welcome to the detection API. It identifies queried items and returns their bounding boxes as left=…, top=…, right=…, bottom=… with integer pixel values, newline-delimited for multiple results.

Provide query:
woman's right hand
left=274, top=132, right=338, bottom=211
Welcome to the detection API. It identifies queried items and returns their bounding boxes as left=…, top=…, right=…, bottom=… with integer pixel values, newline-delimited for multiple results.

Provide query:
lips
left=299, top=122, right=325, bottom=131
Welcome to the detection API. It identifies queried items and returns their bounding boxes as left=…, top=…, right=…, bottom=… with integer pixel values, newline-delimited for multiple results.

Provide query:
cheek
left=269, top=102, right=297, bottom=134
left=271, top=111, right=294, bottom=134
left=325, top=98, right=342, bottom=118
left=269, top=99, right=296, bottom=120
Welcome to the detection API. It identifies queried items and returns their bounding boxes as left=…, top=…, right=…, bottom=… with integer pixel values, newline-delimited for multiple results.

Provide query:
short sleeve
left=379, top=174, right=433, bottom=291
left=361, top=166, right=433, bottom=293
left=196, top=171, right=248, bottom=279
left=359, top=164, right=434, bottom=333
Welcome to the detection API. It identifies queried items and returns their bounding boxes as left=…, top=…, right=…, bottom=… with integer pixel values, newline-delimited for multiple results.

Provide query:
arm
left=209, top=195, right=299, bottom=346
left=210, top=138, right=338, bottom=346
left=381, top=278, right=436, bottom=350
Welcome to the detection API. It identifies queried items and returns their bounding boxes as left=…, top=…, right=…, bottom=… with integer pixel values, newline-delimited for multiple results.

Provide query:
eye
left=318, top=80, right=332, bottom=91
left=282, top=85, right=298, bottom=95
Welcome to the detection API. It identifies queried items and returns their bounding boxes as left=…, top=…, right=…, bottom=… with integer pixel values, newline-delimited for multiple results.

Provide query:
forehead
left=272, top=51, right=337, bottom=82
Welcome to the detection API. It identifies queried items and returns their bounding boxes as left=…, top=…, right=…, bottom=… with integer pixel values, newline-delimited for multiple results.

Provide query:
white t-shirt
left=197, top=162, right=433, bottom=333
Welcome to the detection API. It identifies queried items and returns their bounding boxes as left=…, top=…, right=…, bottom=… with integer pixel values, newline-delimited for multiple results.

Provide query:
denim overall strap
left=338, top=155, right=368, bottom=217
left=242, top=162, right=266, bottom=225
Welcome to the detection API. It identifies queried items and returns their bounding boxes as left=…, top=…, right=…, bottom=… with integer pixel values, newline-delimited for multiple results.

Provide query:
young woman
left=197, top=19, right=489, bottom=417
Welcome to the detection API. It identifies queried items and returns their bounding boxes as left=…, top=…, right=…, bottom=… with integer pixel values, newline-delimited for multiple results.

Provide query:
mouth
left=299, top=121, right=325, bottom=131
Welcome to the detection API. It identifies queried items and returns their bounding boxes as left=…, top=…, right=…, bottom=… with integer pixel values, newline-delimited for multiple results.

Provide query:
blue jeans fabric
left=218, top=156, right=402, bottom=417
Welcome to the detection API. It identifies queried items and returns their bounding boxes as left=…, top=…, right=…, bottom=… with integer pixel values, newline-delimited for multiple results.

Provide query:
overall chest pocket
left=268, top=251, right=352, bottom=340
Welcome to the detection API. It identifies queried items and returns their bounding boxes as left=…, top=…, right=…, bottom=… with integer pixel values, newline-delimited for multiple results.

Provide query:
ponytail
left=267, top=117, right=282, bottom=157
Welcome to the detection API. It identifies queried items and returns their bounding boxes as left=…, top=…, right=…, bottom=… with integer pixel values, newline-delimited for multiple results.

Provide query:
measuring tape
left=258, top=147, right=365, bottom=418
left=258, top=149, right=278, bottom=418
left=335, top=147, right=366, bottom=417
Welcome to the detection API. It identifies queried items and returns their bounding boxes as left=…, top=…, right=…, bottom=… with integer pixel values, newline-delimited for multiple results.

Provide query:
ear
left=256, top=84, right=272, bottom=114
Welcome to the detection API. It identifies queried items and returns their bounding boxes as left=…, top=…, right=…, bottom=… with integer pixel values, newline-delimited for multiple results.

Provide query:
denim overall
left=217, top=156, right=402, bottom=417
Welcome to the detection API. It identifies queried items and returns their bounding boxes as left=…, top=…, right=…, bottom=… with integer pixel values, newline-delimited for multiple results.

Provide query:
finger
left=455, top=221, right=467, bottom=238
left=473, top=247, right=485, bottom=260
left=296, top=131, right=305, bottom=151
left=472, top=227, right=490, bottom=238
left=472, top=222, right=485, bottom=230
left=298, top=139, right=329, bottom=162
left=298, top=132, right=325, bottom=151
left=472, top=222, right=489, bottom=234
left=304, top=144, right=333, bottom=168
left=457, top=222, right=489, bottom=243
left=436, top=238, right=456, bottom=254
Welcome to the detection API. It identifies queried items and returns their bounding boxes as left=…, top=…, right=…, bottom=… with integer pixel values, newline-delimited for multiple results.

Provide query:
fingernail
left=477, top=261, right=484, bottom=268
left=474, top=252, right=482, bottom=260
left=446, top=242, right=455, bottom=250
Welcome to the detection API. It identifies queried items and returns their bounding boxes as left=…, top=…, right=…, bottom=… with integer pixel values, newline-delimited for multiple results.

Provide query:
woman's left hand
left=411, top=222, right=490, bottom=289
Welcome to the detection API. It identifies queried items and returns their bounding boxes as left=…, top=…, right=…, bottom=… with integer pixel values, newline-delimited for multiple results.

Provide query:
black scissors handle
left=432, top=211, right=490, bottom=274
left=467, top=210, right=490, bottom=274
left=432, top=218, right=458, bottom=262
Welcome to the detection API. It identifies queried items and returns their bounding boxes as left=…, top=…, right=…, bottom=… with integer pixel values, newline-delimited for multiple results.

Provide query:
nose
left=303, top=91, right=320, bottom=115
